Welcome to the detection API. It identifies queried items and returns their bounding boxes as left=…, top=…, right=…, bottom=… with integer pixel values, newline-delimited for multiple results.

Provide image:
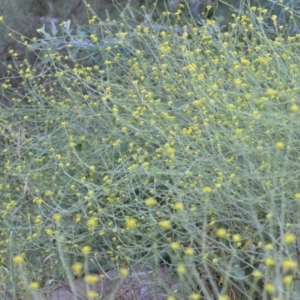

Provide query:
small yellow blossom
left=120, top=268, right=129, bottom=277
left=253, top=270, right=262, bottom=278
left=188, top=293, right=201, bottom=300
left=53, top=213, right=62, bottom=223
left=13, top=255, right=24, bottom=264
left=266, top=88, right=276, bottom=97
left=165, top=146, right=175, bottom=157
left=89, top=34, right=98, bottom=43
left=84, top=274, right=99, bottom=285
left=86, top=218, right=97, bottom=229
left=159, top=220, right=171, bottom=230
left=87, top=290, right=98, bottom=299
left=170, top=242, right=181, bottom=250
left=232, top=234, right=241, bottom=242
left=291, top=104, right=299, bottom=112
left=29, top=282, right=39, bottom=289
left=71, top=262, right=83, bottom=276
left=282, top=258, right=297, bottom=271
left=125, top=218, right=137, bottom=229
left=283, top=275, right=293, bottom=285
left=265, top=257, right=275, bottom=266
left=284, top=233, right=295, bottom=244
left=81, top=246, right=91, bottom=255
left=145, top=198, right=157, bottom=206
left=173, top=202, right=184, bottom=210
left=203, top=186, right=212, bottom=194
left=177, top=264, right=186, bottom=274
left=295, top=192, right=300, bottom=200
left=275, top=142, right=284, bottom=149
left=45, top=228, right=54, bottom=235
left=265, top=243, right=273, bottom=250
left=271, top=15, right=277, bottom=22
left=265, top=283, right=275, bottom=294
left=185, top=248, right=195, bottom=256
left=216, top=228, right=227, bottom=238
left=74, top=214, right=81, bottom=222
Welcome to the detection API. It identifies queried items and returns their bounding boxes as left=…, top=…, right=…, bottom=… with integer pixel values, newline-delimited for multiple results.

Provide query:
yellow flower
left=145, top=198, right=157, bottom=206
left=185, top=248, right=195, bottom=256
left=271, top=15, right=277, bottom=22
left=203, top=186, right=212, bottom=194
left=282, top=258, right=297, bottom=271
left=165, top=146, right=175, bottom=157
left=173, top=202, right=184, bottom=211
left=188, top=293, right=201, bottom=300
left=159, top=220, right=171, bottom=230
left=253, top=270, right=262, bottom=278
left=212, top=258, right=218, bottom=264
left=266, top=88, right=276, bottom=97
left=120, top=268, right=129, bottom=277
left=177, top=264, right=186, bottom=274
left=86, top=218, right=97, bottom=229
left=71, top=262, right=83, bottom=276
left=13, top=255, right=24, bottom=264
left=232, top=234, right=241, bottom=242
left=87, top=290, right=99, bottom=299
left=216, top=228, right=227, bottom=238
left=81, top=246, right=91, bottom=255
left=284, top=233, right=295, bottom=244
left=283, top=275, right=293, bottom=285
left=291, top=104, right=299, bottom=112
left=29, top=282, right=39, bottom=289
left=53, top=213, right=62, bottom=223
left=295, top=192, right=300, bottom=200
left=89, top=34, right=98, bottom=43
left=265, top=283, right=275, bottom=294
left=275, top=142, right=284, bottom=149
left=84, top=274, right=99, bottom=285
left=265, top=243, right=273, bottom=250
left=265, top=257, right=275, bottom=266
left=170, top=242, right=181, bottom=250
left=125, top=218, right=137, bottom=229
left=74, top=214, right=81, bottom=222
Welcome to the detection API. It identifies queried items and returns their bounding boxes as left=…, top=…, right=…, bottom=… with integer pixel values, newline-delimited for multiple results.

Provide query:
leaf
left=75, top=143, right=82, bottom=151
left=232, top=266, right=246, bottom=281
left=50, top=22, right=58, bottom=37
left=62, top=19, right=72, bottom=36
left=40, top=24, right=52, bottom=39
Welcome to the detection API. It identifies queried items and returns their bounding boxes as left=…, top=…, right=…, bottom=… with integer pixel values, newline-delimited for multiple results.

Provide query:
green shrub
left=1, top=1, right=300, bottom=299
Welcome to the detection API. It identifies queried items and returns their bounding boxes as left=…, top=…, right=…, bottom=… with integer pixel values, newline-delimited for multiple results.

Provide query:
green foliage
left=250, top=0, right=300, bottom=36
left=1, top=1, right=300, bottom=299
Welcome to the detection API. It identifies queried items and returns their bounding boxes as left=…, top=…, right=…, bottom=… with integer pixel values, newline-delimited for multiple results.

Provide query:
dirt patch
left=39, top=264, right=180, bottom=300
